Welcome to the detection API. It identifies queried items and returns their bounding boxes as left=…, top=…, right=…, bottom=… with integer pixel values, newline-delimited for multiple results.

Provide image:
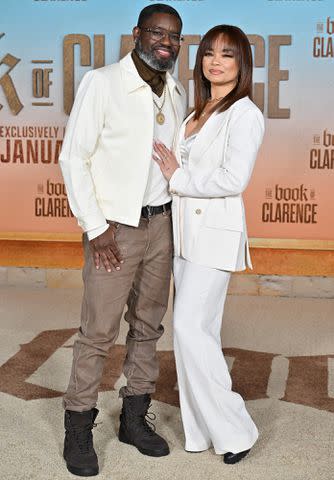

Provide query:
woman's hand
left=153, top=141, right=179, bottom=181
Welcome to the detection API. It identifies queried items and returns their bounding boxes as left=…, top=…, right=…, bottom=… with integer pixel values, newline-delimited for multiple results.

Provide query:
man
left=59, top=3, right=186, bottom=477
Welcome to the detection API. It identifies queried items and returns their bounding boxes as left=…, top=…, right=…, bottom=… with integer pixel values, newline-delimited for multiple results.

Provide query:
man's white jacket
left=59, top=52, right=187, bottom=232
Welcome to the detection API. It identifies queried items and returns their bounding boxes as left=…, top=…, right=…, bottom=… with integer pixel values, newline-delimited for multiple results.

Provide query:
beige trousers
left=63, top=212, right=172, bottom=412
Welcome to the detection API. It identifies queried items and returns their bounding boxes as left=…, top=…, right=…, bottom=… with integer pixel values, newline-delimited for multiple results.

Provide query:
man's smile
left=154, top=46, right=173, bottom=58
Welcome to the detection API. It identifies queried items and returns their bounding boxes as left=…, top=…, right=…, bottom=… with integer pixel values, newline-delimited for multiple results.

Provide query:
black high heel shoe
left=223, top=448, right=250, bottom=464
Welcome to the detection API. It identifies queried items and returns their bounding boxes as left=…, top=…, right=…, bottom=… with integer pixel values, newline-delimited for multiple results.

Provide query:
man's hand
left=89, top=225, right=123, bottom=272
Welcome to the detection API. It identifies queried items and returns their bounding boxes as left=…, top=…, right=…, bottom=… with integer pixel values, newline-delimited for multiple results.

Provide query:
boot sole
left=118, top=433, right=170, bottom=457
left=65, top=462, right=99, bottom=477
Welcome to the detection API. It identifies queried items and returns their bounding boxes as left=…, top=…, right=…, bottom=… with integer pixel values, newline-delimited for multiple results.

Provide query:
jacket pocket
left=204, top=197, right=244, bottom=231
left=193, top=227, right=244, bottom=272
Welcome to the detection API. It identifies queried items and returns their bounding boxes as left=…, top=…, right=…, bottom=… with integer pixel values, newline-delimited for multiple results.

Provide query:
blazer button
left=195, top=208, right=202, bottom=215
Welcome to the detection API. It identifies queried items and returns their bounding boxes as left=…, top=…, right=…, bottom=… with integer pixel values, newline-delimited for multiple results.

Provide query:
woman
left=153, top=25, right=264, bottom=464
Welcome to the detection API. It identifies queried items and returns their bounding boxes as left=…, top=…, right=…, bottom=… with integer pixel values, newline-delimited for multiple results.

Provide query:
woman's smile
left=209, top=68, right=224, bottom=75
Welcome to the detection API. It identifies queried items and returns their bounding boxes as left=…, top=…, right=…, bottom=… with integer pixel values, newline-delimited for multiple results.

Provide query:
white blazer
left=59, top=52, right=186, bottom=232
left=169, top=96, right=264, bottom=272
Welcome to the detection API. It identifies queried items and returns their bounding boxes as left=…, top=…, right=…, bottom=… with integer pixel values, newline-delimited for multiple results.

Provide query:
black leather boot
left=224, top=448, right=251, bottom=464
left=63, top=408, right=99, bottom=476
left=118, top=394, right=170, bottom=457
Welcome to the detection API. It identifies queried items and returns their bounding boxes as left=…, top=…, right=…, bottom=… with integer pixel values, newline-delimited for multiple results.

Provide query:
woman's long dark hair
left=193, top=25, right=253, bottom=120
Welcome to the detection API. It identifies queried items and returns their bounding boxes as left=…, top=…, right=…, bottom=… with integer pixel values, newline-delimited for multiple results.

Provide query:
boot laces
left=127, top=402, right=157, bottom=435
left=73, top=422, right=97, bottom=454
left=143, top=407, right=157, bottom=434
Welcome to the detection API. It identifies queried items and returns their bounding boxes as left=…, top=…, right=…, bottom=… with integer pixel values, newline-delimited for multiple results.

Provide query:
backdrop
left=1, top=0, right=333, bottom=246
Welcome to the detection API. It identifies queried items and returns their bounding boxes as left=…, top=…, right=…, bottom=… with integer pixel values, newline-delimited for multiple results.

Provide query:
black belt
left=141, top=201, right=171, bottom=218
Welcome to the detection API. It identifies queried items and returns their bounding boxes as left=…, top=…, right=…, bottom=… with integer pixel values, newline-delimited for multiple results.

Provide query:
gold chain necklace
left=207, top=95, right=224, bottom=103
left=200, top=96, right=224, bottom=118
left=153, top=87, right=166, bottom=125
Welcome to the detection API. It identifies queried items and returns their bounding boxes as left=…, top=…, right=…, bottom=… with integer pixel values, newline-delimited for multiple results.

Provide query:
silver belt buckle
left=147, top=205, right=153, bottom=217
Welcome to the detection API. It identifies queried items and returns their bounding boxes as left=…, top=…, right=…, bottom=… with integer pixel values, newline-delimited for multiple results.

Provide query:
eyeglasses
left=140, top=27, right=184, bottom=46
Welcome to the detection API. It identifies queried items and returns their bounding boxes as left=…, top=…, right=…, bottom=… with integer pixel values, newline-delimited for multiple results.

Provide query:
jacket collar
left=120, top=52, right=182, bottom=96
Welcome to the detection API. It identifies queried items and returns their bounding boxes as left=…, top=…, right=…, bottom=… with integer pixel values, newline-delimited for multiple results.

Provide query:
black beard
left=135, top=38, right=176, bottom=71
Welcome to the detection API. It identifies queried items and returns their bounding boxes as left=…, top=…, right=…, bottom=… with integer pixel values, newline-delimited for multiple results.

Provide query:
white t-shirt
left=142, top=86, right=176, bottom=206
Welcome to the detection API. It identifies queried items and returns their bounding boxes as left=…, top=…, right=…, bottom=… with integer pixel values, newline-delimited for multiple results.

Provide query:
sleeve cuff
left=87, top=224, right=109, bottom=241
left=169, top=167, right=190, bottom=195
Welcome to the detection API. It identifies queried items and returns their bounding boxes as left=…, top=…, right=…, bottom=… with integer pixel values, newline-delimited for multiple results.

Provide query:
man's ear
left=132, top=26, right=140, bottom=43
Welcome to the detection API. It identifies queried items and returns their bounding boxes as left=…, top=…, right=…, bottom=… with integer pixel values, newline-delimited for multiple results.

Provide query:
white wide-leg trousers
left=173, top=256, right=258, bottom=454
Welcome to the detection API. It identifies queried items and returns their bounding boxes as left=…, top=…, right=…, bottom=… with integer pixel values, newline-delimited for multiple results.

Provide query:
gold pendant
left=156, top=112, right=165, bottom=125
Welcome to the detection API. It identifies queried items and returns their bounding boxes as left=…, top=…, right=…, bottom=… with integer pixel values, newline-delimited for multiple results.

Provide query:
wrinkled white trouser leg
left=173, top=256, right=258, bottom=454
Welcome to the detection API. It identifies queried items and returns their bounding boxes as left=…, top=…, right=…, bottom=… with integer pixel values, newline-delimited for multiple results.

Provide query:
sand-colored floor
left=1, top=285, right=333, bottom=479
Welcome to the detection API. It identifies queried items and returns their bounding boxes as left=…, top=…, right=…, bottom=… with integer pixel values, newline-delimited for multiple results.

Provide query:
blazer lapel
left=178, top=111, right=195, bottom=142
left=174, top=111, right=195, bottom=165
left=189, top=106, right=234, bottom=166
